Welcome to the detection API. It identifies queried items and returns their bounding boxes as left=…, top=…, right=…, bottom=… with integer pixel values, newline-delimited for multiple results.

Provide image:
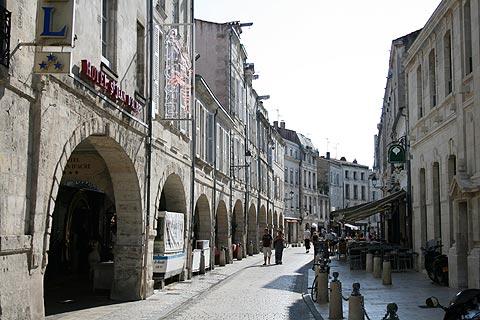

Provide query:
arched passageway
left=232, top=200, right=244, bottom=257
left=247, top=204, right=257, bottom=253
left=193, top=195, right=211, bottom=243
left=258, top=205, right=267, bottom=240
left=215, top=200, right=230, bottom=255
left=44, top=136, right=143, bottom=315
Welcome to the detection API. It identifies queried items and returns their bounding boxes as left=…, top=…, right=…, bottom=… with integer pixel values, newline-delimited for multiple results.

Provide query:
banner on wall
left=163, top=211, right=184, bottom=253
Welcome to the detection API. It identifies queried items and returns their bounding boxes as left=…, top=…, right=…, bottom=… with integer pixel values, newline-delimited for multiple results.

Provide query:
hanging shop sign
left=164, top=28, right=192, bottom=119
left=80, top=59, right=142, bottom=114
left=35, top=0, right=75, bottom=46
left=33, top=52, right=71, bottom=74
left=388, top=144, right=406, bottom=163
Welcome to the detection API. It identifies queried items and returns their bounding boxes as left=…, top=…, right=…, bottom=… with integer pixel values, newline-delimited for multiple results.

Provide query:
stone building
left=371, top=30, right=421, bottom=247
left=405, top=0, right=480, bottom=288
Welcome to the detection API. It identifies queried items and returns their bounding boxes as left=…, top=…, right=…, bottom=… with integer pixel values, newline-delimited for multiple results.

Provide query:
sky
left=194, top=0, right=442, bottom=168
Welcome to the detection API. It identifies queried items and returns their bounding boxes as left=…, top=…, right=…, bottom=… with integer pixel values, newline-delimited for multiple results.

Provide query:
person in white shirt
left=304, top=228, right=312, bottom=253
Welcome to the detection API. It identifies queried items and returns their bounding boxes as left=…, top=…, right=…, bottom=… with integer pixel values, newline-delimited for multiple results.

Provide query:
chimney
left=326, top=152, right=330, bottom=159
left=280, top=121, right=285, bottom=129
left=273, top=121, right=278, bottom=128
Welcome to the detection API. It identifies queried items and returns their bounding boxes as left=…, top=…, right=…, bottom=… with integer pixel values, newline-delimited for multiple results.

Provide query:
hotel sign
left=35, top=0, right=75, bottom=46
left=80, top=59, right=142, bottom=114
left=33, top=52, right=71, bottom=74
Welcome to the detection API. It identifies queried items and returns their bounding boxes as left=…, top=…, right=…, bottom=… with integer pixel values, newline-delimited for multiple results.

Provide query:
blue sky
left=194, top=0, right=441, bottom=167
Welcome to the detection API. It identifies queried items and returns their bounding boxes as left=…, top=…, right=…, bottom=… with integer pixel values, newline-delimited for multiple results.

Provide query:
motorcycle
left=423, top=289, right=480, bottom=320
left=421, top=239, right=449, bottom=286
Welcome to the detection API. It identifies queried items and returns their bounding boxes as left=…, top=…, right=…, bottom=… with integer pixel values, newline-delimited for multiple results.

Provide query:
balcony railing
left=0, top=5, right=11, bottom=68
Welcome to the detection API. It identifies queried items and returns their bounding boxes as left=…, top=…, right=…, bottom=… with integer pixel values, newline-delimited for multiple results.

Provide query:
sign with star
left=33, top=52, right=71, bottom=74
left=388, top=143, right=406, bottom=163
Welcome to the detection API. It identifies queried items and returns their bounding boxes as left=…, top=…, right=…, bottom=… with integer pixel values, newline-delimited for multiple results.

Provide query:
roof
left=297, top=133, right=316, bottom=150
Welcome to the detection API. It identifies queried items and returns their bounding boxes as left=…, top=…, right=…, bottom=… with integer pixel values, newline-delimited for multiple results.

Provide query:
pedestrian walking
left=273, top=230, right=285, bottom=265
left=304, top=227, right=311, bottom=253
left=262, top=228, right=273, bottom=265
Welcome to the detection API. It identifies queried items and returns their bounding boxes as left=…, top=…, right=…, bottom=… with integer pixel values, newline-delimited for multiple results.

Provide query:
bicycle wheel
left=310, top=275, right=318, bottom=302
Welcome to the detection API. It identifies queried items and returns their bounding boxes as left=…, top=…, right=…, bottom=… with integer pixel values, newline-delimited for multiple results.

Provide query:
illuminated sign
left=35, top=0, right=75, bottom=46
left=164, top=28, right=192, bottom=119
left=81, top=59, right=142, bottom=114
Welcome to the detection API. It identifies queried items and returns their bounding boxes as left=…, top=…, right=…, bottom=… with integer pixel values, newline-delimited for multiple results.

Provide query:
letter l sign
left=41, top=7, right=67, bottom=37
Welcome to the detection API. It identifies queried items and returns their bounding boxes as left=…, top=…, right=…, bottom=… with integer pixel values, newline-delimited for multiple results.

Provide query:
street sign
left=33, top=51, right=71, bottom=74
left=388, top=144, right=406, bottom=163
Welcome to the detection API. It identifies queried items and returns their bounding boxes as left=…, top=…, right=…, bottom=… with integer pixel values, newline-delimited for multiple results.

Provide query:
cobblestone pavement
left=167, top=246, right=316, bottom=320
left=310, top=257, right=460, bottom=320
left=46, top=246, right=316, bottom=320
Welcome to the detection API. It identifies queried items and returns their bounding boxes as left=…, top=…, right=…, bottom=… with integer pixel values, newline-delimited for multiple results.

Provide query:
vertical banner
left=164, top=28, right=192, bottom=119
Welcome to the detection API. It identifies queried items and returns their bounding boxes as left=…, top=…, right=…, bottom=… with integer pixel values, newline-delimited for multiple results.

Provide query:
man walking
left=304, top=226, right=311, bottom=253
left=262, top=228, right=273, bottom=265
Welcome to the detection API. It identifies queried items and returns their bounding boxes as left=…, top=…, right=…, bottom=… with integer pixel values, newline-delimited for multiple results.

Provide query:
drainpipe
left=212, top=108, right=218, bottom=267
left=188, top=0, right=196, bottom=279
left=142, top=0, right=154, bottom=299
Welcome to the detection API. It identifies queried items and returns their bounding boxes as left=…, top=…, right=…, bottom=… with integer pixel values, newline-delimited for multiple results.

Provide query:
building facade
left=405, top=0, right=480, bottom=288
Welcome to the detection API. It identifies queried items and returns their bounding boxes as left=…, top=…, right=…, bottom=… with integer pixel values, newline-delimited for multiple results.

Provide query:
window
left=157, top=0, right=166, bottom=12
left=101, top=0, right=116, bottom=67
left=416, top=65, right=423, bottom=119
left=290, top=169, right=294, bottom=185
left=345, top=184, right=350, bottom=199
left=304, top=170, right=307, bottom=187
left=295, top=170, right=299, bottom=185
left=444, top=31, right=453, bottom=95
left=308, top=172, right=311, bottom=188
left=353, top=185, right=358, bottom=200
left=173, top=0, right=179, bottom=24
left=295, top=150, right=298, bottom=159
left=361, top=186, right=366, bottom=200
left=464, top=0, right=473, bottom=75
left=353, top=171, right=357, bottom=180
left=284, top=167, right=288, bottom=181
left=290, top=149, right=293, bottom=157
left=313, top=173, right=316, bottom=189
left=345, top=170, right=349, bottom=179
left=361, top=172, right=365, bottom=181
left=136, top=22, right=145, bottom=95
left=429, top=49, right=437, bottom=108
left=206, top=113, right=214, bottom=163
left=0, top=2, right=10, bottom=68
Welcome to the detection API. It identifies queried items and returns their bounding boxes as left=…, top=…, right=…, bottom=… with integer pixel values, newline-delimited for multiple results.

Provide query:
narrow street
left=165, top=247, right=316, bottom=320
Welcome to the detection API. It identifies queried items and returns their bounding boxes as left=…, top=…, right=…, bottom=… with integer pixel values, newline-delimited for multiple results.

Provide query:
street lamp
left=370, top=173, right=384, bottom=190
left=257, top=95, right=270, bottom=101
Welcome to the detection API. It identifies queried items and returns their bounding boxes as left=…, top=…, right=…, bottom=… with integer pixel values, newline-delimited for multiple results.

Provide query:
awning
left=331, top=190, right=406, bottom=223
left=284, top=216, right=301, bottom=223
left=344, top=223, right=360, bottom=230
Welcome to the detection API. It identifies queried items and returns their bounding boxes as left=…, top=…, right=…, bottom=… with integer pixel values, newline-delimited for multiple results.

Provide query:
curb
left=302, top=293, right=325, bottom=320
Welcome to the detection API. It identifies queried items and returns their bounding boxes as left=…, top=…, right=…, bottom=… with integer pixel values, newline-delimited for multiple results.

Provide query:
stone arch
left=215, top=200, right=229, bottom=251
left=247, top=204, right=257, bottom=253
left=193, top=194, right=211, bottom=242
left=44, top=134, right=144, bottom=303
left=158, top=173, right=187, bottom=214
left=232, top=200, right=244, bottom=247
left=258, top=205, right=267, bottom=239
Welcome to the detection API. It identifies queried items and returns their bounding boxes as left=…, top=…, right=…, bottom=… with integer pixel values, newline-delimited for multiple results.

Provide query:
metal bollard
left=382, top=254, right=392, bottom=285
left=329, top=272, right=343, bottom=320
left=348, top=283, right=364, bottom=320
left=316, top=267, right=329, bottom=304
left=381, top=303, right=399, bottom=320
left=248, top=241, right=253, bottom=256
left=366, top=252, right=373, bottom=273
left=219, top=247, right=226, bottom=266
left=237, top=245, right=243, bottom=261
left=199, top=250, right=206, bottom=274
left=373, top=253, right=382, bottom=278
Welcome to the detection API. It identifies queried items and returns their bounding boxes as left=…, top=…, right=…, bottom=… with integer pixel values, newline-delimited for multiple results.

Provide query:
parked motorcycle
left=421, top=239, right=449, bottom=286
left=423, top=289, right=480, bottom=320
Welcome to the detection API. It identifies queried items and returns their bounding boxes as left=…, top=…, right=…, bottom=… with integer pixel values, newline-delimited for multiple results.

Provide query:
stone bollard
left=366, top=252, right=374, bottom=273
left=373, top=253, right=382, bottom=278
left=382, top=255, right=392, bottom=285
left=316, top=268, right=329, bottom=304
left=237, top=245, right=243, bottom=261
left=199, top=250, right=206, bottom=274
left=381, top=303, right=399, bottom=320
left=219, top=248, right=226, bottom=266
left=348, top=283, right=365, bottom=320
left=248, top=241, right=253, bottom=256
left=329, top=272, right=343, bottom=320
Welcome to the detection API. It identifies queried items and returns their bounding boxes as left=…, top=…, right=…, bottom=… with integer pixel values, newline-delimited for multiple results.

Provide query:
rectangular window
left=290, top=169, right=294, bottom=185
left=308, top=172, right=311, bottom=188
left=353, top=171, right=357, bottom=180
left=101, top=0, right=116, bottom=67
left=416, top=65, right=423, bottom=118
left=361, top=172, right=365, bottom=181
left=206, top=113, right=214, bottom=163
left=353, top=185, right=358, bottom=200
left=313, top=173, right=316, bottom=189
left=345, top=184, right=350, bottom=199
left=345, top=170, right=349, bottom=179
left=429, top=49, right=437, bottom=108
left=464, top=0, right=473, bottom=75
left=284, top=167, right=288, bottom=181
left=304, top=170, right=307, bottom=187
left=444, top=31, right=453, bottom=95
left=136, top=22, right=145, bottom=95
left=361, top=186, right=366, bottom=200
left=295, top=170, right=299, bottom=185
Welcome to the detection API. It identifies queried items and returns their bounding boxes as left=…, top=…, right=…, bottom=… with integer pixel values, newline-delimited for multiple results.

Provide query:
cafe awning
left=331, top=190, right=406, bottom=223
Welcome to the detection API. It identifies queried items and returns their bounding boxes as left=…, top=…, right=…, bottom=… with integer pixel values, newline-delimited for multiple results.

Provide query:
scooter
left=423, top=290, right=480, bottom=320
left=421, top=239, right=449, bottom=286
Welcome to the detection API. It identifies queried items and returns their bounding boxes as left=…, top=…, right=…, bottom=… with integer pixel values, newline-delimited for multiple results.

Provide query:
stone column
left=448, top=200, right=469, bottom=288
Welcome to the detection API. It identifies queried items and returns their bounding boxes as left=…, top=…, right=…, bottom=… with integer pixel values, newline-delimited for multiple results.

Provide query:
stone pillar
left=449, top=200, right=469, bottom=288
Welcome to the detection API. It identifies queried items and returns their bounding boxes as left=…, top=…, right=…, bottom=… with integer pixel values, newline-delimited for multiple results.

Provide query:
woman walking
left=274, top=230, right=285, bottom=265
